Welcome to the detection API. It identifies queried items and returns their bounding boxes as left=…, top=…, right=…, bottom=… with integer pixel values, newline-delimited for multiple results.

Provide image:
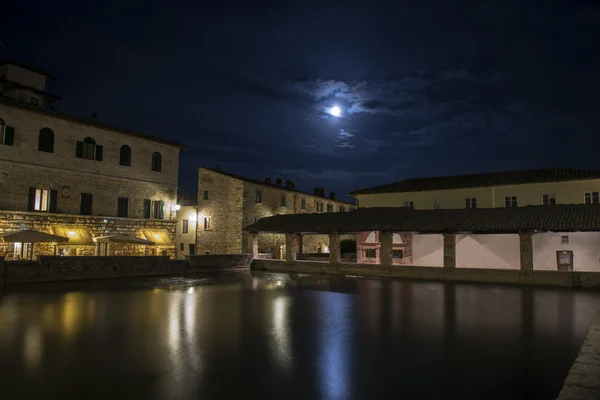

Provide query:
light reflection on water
left=0, top=272, right=598, bottom=399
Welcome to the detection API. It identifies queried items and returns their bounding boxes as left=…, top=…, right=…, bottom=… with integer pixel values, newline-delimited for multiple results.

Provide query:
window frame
left=543, top=193, right=556, bottom=206
left=117, top=197, right=129, bottom=218
left=280, top=195, right=286, bottom=208
left=82, top=137, right=96, bottom=160
left=255, top=190, right=262, bottom=203
left=34, top=189, right=50, bottom=211
left=365, top=248, right=377, bottom=258
left=465, top=198, right=477, bottom=209
left=151, top=152, right=162, bottom=172
left=585, top=191, right=599, bottom=204
left=203, top=190, right=209, bottom=200
left=204, top=217, right=212, bottom=230
left=80, top=193, right=93, bottom=215
left=120, top=145, right=132, bottom=166
left=182, top=219, right=189, bottom=234
left=301, top=198, right=306, bottom=210
left=505, top=196, right=518, bottom=208
left=38, top=127, right=55, bottom=153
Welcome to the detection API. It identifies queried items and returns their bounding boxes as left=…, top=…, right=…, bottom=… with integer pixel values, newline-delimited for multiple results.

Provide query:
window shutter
left=143, top=199, right=151, bottom=218
left=76, top=141, right=83, bottom=158
left=27, top=187, right=36, bottom=211
left=49, top=190, right=58, bottom=213
left=95, top=145, right=103, bottom=161
left=158, top=200, right=164, bottom=219
left=4, top=126, right=15, bottom=145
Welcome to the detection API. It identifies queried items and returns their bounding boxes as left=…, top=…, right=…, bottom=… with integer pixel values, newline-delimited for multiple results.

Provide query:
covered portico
left=244, top=205, right=600, bottom=277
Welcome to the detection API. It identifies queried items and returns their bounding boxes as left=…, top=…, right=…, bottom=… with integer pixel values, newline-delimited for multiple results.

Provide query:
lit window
left=465, top=198, right=477, bottom=209
left=365, top=249, right=376, bottom=258
left=584, top=192, right=599, bottom=204
left=505, top=196, right=518, bottom=207
left=35, top=189, right=50, bottom=211
left=543, top=194, right=556, bottom=205
left=204, top=217, right=212, bottom=230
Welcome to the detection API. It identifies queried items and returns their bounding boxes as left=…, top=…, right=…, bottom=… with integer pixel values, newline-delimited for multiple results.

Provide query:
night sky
left=2, top=1, right=599, bottom=201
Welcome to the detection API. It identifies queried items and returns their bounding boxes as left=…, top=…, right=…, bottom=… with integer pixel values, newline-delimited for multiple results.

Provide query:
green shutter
left=27, top=187, right=36, bottom=211
left=95, top=145, right=103, bottom=161
left=143, top=199, right=151, bottom=218
left=158, top=200, right=164, bottom=219
left=4, top=126, right=14, bottom=145
left=76, top=141, right=83, bottom=158
left=49, top=190, right=58, bottom=213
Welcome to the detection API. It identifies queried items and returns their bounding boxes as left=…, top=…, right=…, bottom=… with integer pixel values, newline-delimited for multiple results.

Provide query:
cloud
left=391, top=113, right=489, bottom=146
left=363, top=138, right=387, bottom=152
left=334, top=128, right=355, bottom=148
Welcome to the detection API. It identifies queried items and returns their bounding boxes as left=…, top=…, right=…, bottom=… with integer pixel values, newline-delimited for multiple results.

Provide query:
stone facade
left=194, top=168, right=355, bottom=255
left=0, top=210, right=176, bottom=259
left=356, top=231, right=413, bottom=265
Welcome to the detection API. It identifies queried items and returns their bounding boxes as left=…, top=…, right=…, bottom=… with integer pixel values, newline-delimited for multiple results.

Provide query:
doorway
left=556, top=250, right=574, bottom=271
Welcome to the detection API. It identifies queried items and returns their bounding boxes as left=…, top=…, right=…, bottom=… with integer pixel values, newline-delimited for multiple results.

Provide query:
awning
left=52, top=226, right=93, bottom=244
left=0, top=230, right=69, bottom=243
left=93, top=235, right=155, bottom=245
left=141, top=229, right=174, bottom=246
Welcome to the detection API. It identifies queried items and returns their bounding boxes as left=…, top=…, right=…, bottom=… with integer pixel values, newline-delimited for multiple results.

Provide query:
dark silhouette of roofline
left=0, top=60, right=57, bottom=81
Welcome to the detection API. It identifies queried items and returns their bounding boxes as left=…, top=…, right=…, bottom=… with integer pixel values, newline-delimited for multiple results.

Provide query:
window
left=117, top=197, right=129, bottom=217
left=465, top=198, right=477, bottom=209
left=392, top=249, right=404, bottom=259
left=203, top=190, right=209, bottom=200
left=280, top=195, right=286, bottom=207
left=585, top=192, right=599, bottom=204
left=316, top=201, right=323, bottom=212
left=365, top=249, right=377, bottom=258
left=339, top=206, right=345, bottom=212
left=30, top=97, right=39, bottom=106
left=188, top=244, right=195, bottom=255
left=301, top=198, right=306, bottom=210
left=505, top=196, right=518, bottom=207
left=120, top=145, right=132, bottom=166
left=76, top=137, right=102, bottom=161
left=80, top=193, right=93, bottom=215
left=255, top=190, right=262, bottom=203
left=561, top=236, right=569, bottom=244
left=38, top=128, right=54, bottom=153
left=326, top=204, right=333, bottom=212
left=182, top=220, right=189, bottom=233
left=151, top=152, right=162, bottom=172
left=204, top=217, right=212, bottom=230
left=0, top=118, right=14, bottom=146
left=179, top=243, right=185, bottom=251
left=543, top=194, right=556, bottom=206
left=403, top=201, right=414, bottom=208
left=143, top=199, right=164, bottom=219
left=433, top=199, right=443, bottom=209
left=27, top=187, right=57, bottom=212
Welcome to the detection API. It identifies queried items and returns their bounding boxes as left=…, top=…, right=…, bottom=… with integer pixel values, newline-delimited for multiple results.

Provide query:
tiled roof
left=244, top=204, right=600, bottom=234
left=200, top=167, right=357, bottom=206
left=0, top=96, right=188, bottom=149
left=349, top=168, right=600, bottom=196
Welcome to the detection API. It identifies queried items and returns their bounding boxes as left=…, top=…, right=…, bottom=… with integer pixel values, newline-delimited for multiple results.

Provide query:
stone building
left=193, top=167, right=355, bottom=256
left=349, top=168, right=600, bottom=266
left=174, top=190, right=198, bottom=258
left=0, top=61, right=186, bottom=259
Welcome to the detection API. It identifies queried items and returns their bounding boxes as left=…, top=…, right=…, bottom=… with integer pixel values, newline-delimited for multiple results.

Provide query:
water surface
left=0, top=272, right=598, bottom=399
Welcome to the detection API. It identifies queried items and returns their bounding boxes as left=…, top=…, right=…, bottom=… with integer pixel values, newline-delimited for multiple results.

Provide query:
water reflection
left=0, top=272, right=598, bottom=399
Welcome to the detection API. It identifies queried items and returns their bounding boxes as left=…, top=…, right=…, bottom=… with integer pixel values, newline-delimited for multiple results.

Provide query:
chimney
left=313, top=188, right=319, bottom=195
left=285, top=180, right=295, bottom=189
left=319, top=188, right=325, bottom=197
left=275, top=178, right=282, bottom=186
left=329, top=192, right=336, bottom=200
left=264, top=177, right=272, bottom=184
left=91, top=112, right=98, bottom=120
left=214, top=164, right=221, bottom=171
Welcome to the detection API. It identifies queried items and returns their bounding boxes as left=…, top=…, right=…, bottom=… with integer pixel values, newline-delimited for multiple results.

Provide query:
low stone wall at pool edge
left=0, top=254, right=252, bottom=284
left=251, top=259, right=600, bottom=289
left=558, top=311, right=600, bottom=399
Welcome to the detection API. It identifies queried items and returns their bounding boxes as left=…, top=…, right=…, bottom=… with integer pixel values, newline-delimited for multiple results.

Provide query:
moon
left=330, top=106, right=341, bottom=117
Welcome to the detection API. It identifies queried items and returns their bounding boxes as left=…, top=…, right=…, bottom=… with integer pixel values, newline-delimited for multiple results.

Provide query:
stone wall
left=0, top=210, right=176, bottom=259
left=251, top=259, right=600, bottom=289
left=187, top=253, right=252, bottom=269
left=196, top=169, right=244, bottom=254
left=356, top=231, right=413, bottom=265
left=1, top=254, right=250, bottom=284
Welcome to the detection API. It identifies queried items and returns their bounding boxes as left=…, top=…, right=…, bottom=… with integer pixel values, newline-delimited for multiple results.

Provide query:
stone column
left=285, top=233, right=298, bottom=263
left=0, top=256, right=4, bottom=287
left=380, top=231, right=393, bottom=268
left=443, top=233, right=456, bottom=269
left=297, top=233, right=303, bottom=259
left=248, top=233, right=259, bottom=259
left=519, top=232, right=534, bottom=271
left=329, top=232, right=341, bottom=264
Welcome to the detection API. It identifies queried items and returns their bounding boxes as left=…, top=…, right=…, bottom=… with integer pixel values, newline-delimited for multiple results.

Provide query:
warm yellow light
left=68, top=231, right=76, bottom=236
left=153, top=234, right=160, bottom=240
left=189, top=212, right=197, bottom=223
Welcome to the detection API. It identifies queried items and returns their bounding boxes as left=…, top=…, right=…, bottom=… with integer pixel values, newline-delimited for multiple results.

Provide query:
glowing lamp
left=153, top=234, right=161, bottom=240
left=175, top=204, right=181, bottom=211
left=68, top=231, right=77, bottom=237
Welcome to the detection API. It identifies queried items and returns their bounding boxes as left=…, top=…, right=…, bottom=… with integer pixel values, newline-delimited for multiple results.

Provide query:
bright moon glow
left=330, top=106, right=341, bottom=117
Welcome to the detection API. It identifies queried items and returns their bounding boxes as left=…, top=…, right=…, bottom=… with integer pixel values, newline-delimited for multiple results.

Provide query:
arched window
left=151, top=152, right=162, bottom=172
left=38, top=127, right=55, bottom=153
left=120, top=145, right=131, bottom=166
left=76, top=136, right=102, bottom=161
